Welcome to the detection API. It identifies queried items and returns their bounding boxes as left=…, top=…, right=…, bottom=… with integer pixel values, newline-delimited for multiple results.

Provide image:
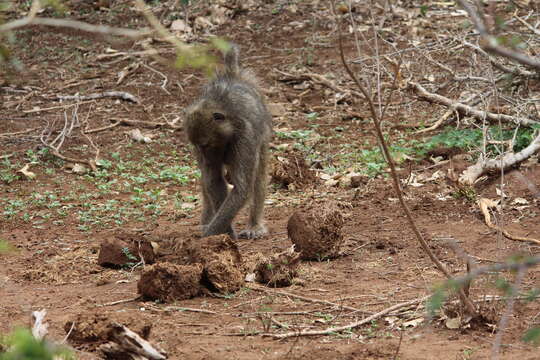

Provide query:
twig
left=514, top=14, right=540, bottom=36
left=165, top=306, right=218, bottom=314
left=99, top=296, right=141, bottom=307
left=84, top=121, right=121, bottom=134
left=266, top=296, right=429, bottom=339
left=478, top=198, right=540, bottom=245
left=246, top=284, right=371, bottom=314
left=23, top=100, right=96, bottom=113
left=444, top=256, right=540, bottom=289
left=491, top=267, right=527, bottom=360
left=142, top=63, right=171, bottom=95
left=40, top=107, right=99, bottom=171
left=0, top=127, right=39, bottom=137
left=58, top=91, right=140, bottom=104
left=410, top=81, right=539, bottom=127
left=62, top=321, right=75, bottom=344
left=392, top=330, right=404, bottom=360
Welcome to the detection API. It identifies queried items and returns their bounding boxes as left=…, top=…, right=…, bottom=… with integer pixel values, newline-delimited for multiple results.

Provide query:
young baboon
left=184, top=44, right=272, bottom=239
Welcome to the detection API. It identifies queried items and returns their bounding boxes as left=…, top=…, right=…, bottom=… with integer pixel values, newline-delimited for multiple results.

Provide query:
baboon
left=184, top=44, right=272, bottom=240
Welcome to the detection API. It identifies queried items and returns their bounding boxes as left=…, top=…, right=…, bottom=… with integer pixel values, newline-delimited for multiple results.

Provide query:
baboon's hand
left=238, top=224, right=268, bottom=240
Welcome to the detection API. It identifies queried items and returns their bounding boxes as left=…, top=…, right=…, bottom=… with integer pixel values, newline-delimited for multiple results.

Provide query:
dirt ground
left=2, top=0, right=540, bottom=359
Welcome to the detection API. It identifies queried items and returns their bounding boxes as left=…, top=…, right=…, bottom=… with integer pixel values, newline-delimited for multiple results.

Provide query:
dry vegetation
left=1, top=0, right=540, bottom=359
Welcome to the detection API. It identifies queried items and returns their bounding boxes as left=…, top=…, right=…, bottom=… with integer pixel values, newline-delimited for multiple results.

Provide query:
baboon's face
left=184, top=102, right=234, bottom=150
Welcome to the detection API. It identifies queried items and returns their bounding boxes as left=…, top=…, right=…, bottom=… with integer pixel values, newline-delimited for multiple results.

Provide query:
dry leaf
left=445, top=317, right=461, bottom=329
left=129, top=128, right=152, bottom=143
left=513, top=197, right=529, bottom=205
left=171, top=19, right=191, bottom=32
left=403, top=317, right=424, bottom=328
left=71, top=163, right=88, bottom=175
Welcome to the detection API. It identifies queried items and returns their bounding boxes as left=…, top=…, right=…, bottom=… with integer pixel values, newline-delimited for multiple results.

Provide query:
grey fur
left=184, top=43, right=272, bottom=239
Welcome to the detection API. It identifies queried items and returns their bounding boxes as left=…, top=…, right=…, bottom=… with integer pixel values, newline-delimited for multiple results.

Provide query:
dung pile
left=287, top=202, right=345, bottom=260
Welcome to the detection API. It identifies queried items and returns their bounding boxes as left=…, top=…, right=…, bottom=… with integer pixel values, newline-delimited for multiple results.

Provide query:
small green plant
left=451, top=186, right=477, bottom=201
left=0, top=239, right=14, bottom=254
left=0, top=328, right=74, bottom=360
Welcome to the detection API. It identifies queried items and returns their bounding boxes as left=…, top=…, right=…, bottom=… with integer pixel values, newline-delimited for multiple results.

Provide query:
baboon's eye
left=212, top=112, right=226, bottom=122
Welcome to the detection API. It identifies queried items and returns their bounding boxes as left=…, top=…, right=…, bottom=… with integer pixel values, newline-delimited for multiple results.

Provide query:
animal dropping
left=184, top=43, right=272, bottom=240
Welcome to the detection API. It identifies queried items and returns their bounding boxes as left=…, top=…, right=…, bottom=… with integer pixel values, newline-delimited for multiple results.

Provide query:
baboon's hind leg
left=239, top=145, right=268, bottom=239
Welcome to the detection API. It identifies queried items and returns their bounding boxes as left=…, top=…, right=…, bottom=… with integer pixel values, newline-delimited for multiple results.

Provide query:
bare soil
left=2, top=1, right=540, bottom=359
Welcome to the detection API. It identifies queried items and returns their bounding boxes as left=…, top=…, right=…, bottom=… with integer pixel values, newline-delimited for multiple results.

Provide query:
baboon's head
left=184, top=100, right=235, bottom=149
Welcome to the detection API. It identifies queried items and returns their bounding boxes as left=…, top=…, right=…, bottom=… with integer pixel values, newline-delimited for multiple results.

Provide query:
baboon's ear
left=212, top=112, right=226, bottom=122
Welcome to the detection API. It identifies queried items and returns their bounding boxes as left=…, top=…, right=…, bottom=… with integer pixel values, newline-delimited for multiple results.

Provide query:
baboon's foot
left=238, top=224, right=268, bottom=240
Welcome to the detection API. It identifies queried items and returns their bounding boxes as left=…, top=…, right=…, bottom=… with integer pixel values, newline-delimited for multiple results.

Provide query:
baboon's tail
left=223, top=43, right=240, bottom=75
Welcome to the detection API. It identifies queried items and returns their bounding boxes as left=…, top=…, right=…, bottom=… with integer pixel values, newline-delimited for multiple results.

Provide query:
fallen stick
left=410, top=81, right=539, bottom=127
left=58, top=91, right=140, bottom=104
left=460, top=132, right=540, bottom=185
left=85, top=118, right=180, bottom=134
left=165, top=306, right=218, bottom=314
left=99, top=296, right=141, bottom=307
left=246, top=284, right=372, bottom=314
left=23, top=100, right=95, bottom=113
left=478, top=198, right=540, bottom=245
left=265, top=296, right=428, bottom=339
left=0, top=127, right=39, bottom=137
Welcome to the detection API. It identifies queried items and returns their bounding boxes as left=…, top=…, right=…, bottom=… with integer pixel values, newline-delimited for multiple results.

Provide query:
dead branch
left=246, top=284, right=371, bottom=314
left=99, top=323, right=167, bottom=360
left=117, top=62, right=141, bottom=86
left=0, top=127, right=39, bottom=137
left=0, top=16, right=150, bottom=38
left=142, top=63, right=171, bottom=95
left=23, top=100, right=95, bottom=113
left=84, top=121, right=122, bottom=134
left=274, top=69, right=361, bottom=100
left=58, top=91, right=140, bottom=104
left=31, top=309, right=49, bottom=340
left=460, top=131, right=540, bottom=185
left=478, top=198, right=540, bottom=245
left=164, top=306, right=217, bottom=314
left=410, top=81, right=539, bottom=127
left=265, top=296, right=428, bottom=339
left=112, top=118, right=180, bottom=129
left=98, top=297, right=141, bottom=307
left=331, top=1, right=477, bottom=316
left=40, top=107, right=98, bottom=171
